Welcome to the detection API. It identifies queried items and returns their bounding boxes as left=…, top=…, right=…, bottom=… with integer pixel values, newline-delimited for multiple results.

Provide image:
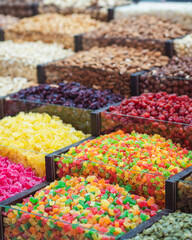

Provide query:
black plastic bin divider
left=0, top=181, right=49, bottom=207
left=45, top=136, right=96, bottom=182
left=165, top=39, right=174, bottom=57
left=74, top=34, right=83, bottom=52
left=91, top=101, right=122, bottom=136
left=37, top=63, right=46, bottom=84
left=119, top=209, right=172, bottom=239
left=130, top=70, right=146, bottom=96
left=0, top=28, right=4, bottom=41
left=0, top=181, right=50, bottom=240
left=37, top=56, right=75, bottom=84
left=81, top=33, right=175, bottom=57
left=165, top=166, right=192, bottom=212
left=107, top=4, right=131, bottom=22
left=31, top=2, right=39, bottom=16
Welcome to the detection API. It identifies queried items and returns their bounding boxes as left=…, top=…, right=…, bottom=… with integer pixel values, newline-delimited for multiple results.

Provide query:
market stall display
left=0, top=0, right=40, bottom=18
left=100, top=92, right=192, bottom=150
left=55, top=130, right=192, bottom=206
left=42, top=45, right=169, bottom=97
left=0, top=76, right=37, bottom=97
left=10, top=82, right=124, bottom=110
left=177, top=172, right=192, bottom=213
left=131, top=212, right=192, bottom=240
left=38, top=0, right=130, bottom=21
left=0, top=112, right=89, bottom=177
left=174, top=34, right=192, bottom=58
left=81, top=15, right=190, bottom=54
left=3, top=175, right=160, bottom=239
left=0, top=155, right=44, bottom=202
left=0, top=3, right=191, bottom=240
left=0, top=40, right=73, bottom=82
left=4, top=13, right=104, bottom=49
left=137, top=56, right=192, bottom=97
left=0, top=14, right=18, bottom=29
left=114, top=2, right=192, bottom=30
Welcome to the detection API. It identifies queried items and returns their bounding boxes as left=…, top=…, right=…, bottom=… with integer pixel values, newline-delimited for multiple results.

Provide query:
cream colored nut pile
left=42, top=0, right=128, bottom=8
left=115, top=2, right=192, bottom=30
left=0, top=76, right=36, bottom=97
left=174, top=34, right=192, bottom=58
left=0, top=40, right=74, bottom=82
left=6, top=13, right=104, bottom=35
left=0, top=14, right=18, bottom=28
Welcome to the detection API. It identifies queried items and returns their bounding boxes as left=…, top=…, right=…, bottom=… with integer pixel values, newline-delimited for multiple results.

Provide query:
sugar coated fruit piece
left=0, top=112, right=89, bottom=177
left=3, top=175, right=159, bottom=239
left=0, top=156, right=44, bottom=202
left=57, top=130, right=192, bottom=206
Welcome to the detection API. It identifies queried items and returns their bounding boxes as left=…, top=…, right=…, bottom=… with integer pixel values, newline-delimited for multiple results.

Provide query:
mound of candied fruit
left=4, top=175, right=159, bottom=240
left=109, top=92, right=192, bottom=124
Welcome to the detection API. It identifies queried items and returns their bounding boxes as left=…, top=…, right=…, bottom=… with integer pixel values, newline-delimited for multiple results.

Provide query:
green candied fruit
left=29, top=197, right=39, bottom=204
left=140, top=213, right=148, bottom=222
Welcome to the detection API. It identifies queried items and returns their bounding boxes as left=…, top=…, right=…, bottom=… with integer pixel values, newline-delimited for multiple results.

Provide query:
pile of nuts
left=4, top=13, right=104, bottom=49
left=0, top=1, right=40, bottom=18
left=44, top=45, right=169, bottom=97
left=82, top=15, right=189, bottom=52
left=140, top=56, right=192, bottom=97
left=0, top=40, right=73, bottom=82
left=177, top=173, right=192, bottom=213
left=115, top=2, right=192, bottom=30
left=0, top=14, right=18, bottom=29
left=0, top=76, right=37, bottom=97
left=39, top=0, right=129, bottom=21
left=174, top=34, right=192, bottom=58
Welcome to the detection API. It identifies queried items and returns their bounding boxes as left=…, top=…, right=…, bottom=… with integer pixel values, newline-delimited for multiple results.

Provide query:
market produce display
left=82, top=15, right=190, bottom=52
left=102, top=92, right=192, bottom=149
left=0, top=0, right=40, bottom=18
left=0, top=40, right=73, bottom=82
left=108, top=92, right=192, bottom=124
left=131, top=212, right=192, bottom=240
left=0, top=112, right=88, bottom=177
left=3, top=175, right=159, bottom=239
left=115, top=2, right=192, bottom=30
left=139, top=56, right=192, bottom=97
left=4, top=13, right=104, bottom=49
left=39, top=0, right=129, bottom=21
left=44, top=45, right=169, bottom=97
left=11, top=82, right=124, bottom=110
left=0, top=156, right=44, bottom=202
left=56, top=130, right=192, bottom=206
left=177, top=173, right=192, bottom=213
left=0, top=14, right=18, bottom=28
left=0, top=2, right=192, bottom=240
left=0, top=76, right=37, bottom=97
left=174, top=34, right=192, bottom=58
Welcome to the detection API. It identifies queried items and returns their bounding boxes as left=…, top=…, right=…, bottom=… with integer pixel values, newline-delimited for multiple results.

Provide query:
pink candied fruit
left=0, top=156, right=44, bottom=202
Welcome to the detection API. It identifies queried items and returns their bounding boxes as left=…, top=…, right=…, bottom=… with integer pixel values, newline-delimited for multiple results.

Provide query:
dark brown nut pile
left=44, top=45, right=169, bottom=97
left=4, top=13, right=103, bottom=49
left=140, top=56, right=192, bottom=97
left=0, top=14, right=18, bottom=29
left=177, top=173, right=192, bottom=213
left=82, top=15, right=190, bottom=52
left=0, top=1, right=40, bottom=18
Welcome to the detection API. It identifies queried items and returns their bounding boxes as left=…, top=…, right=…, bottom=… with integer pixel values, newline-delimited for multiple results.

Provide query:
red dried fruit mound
left=109, top=92, right=192, bottom=125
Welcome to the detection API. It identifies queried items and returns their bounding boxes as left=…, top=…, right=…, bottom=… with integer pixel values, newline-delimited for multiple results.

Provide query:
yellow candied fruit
left=0, top=112, right=89, bottom=177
